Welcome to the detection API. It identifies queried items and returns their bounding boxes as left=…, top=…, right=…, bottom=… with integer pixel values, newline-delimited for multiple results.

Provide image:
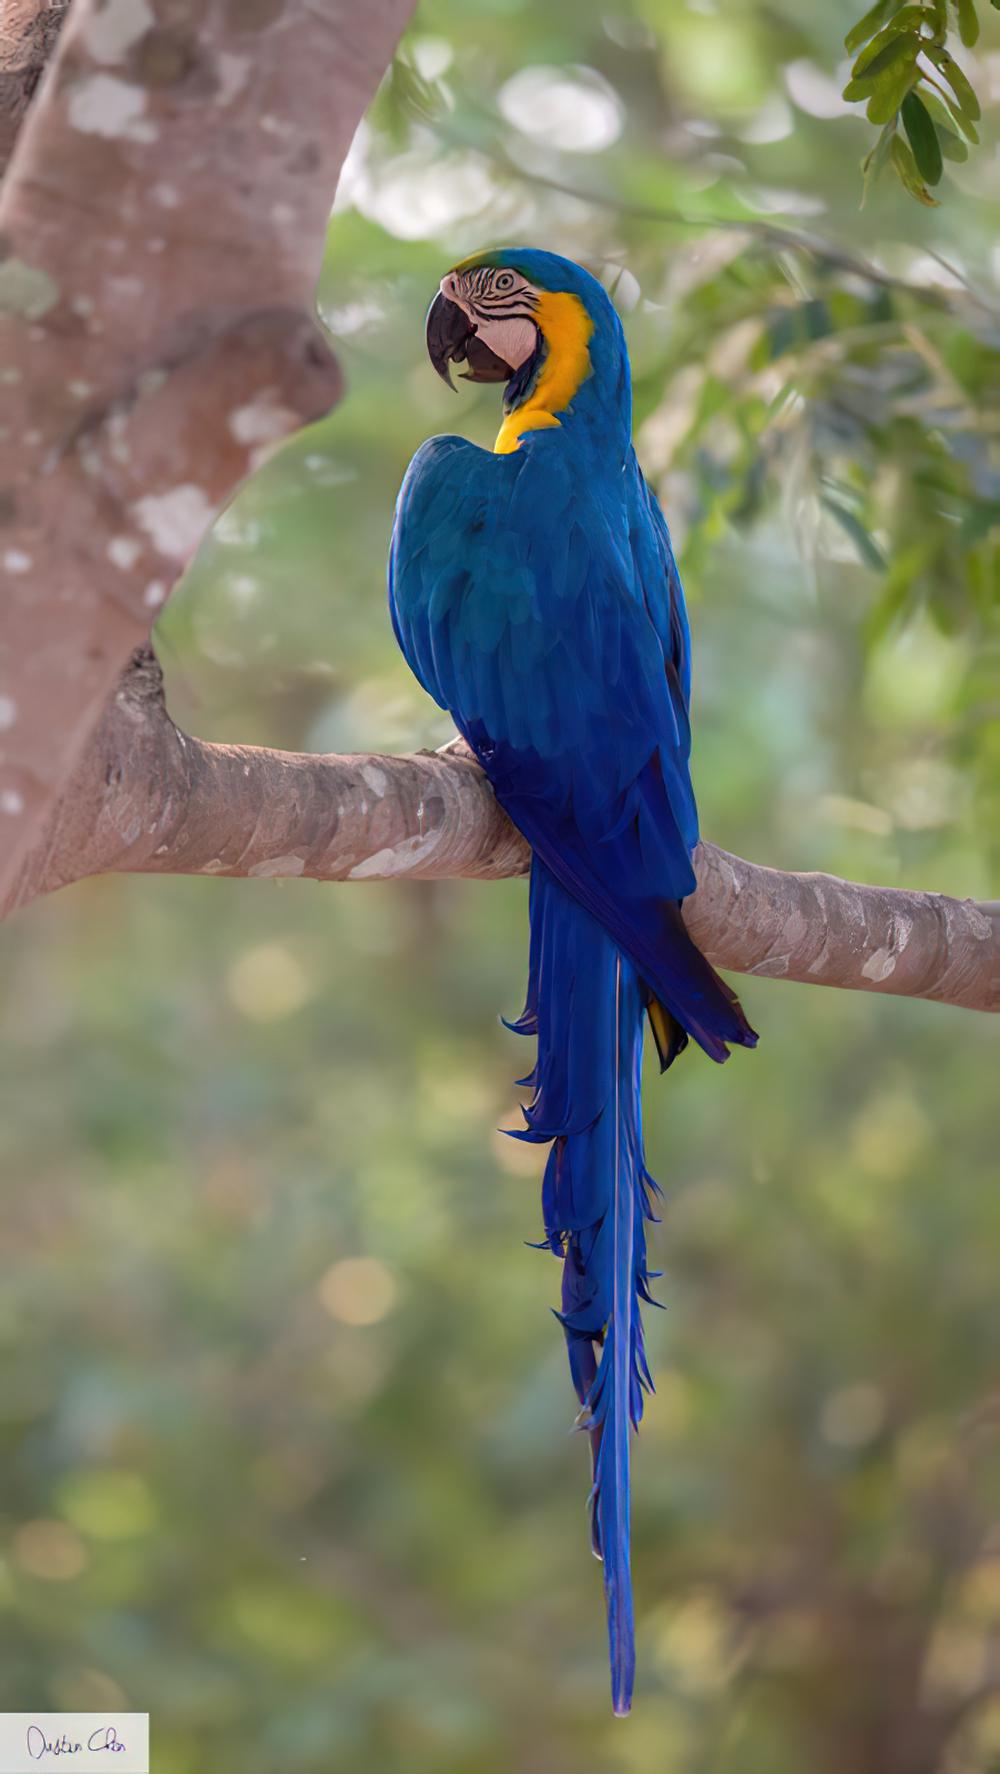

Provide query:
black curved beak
left=425, top=290, right=513, bottom=390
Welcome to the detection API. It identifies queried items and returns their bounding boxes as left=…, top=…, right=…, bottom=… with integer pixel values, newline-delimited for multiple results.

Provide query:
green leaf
left=960, top=499, right=1000, bottom=547
left=938, top=127, right=970, bottom=160
left=918, top=86, right=959, bottom=129
left=901, top=91, right=943, bottom=183
left=766, top=308, right=799, bottom=359
left=864, top=542, right=930, bottom=642
left=847, top=31, right=921, bottom=91
left=916, top=85, right=970, bottom=159
left=845, top=0, right=894, bottom=53
left=821, top=495, right=887, bottom=570
left=376, top=53, right=446, bottom=142
left=850, top=8, right=935, bottom=74
left=890, top=132, right=940, bottom=203
left=923, top=45, right=981, bottom=120
left=921, top=72, right=980, bottom=139
left=865, top=53, right=920, bottom=122
left=914, top=85, right=971, bottom=156
left=860, top=119, right=898, bottom=204
left=955, top=0, right=980, bottom=42
left=943, top=131, right=970, bottom=161
left=803, top=298, right=832, bottom=341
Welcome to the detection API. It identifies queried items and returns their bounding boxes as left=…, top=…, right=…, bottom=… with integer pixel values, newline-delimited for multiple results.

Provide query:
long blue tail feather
left=513, top=858, right=656, bottom=1715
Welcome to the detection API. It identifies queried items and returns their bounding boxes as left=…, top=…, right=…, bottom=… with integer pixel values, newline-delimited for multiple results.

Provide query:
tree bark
left=0, top=0, right=70, bottom=174
left=5, top=651, right=996, bottom=1017
left=0, top=0, right=415, bottom=907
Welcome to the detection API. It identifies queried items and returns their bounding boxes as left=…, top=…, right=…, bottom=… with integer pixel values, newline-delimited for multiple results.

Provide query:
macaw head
left=425, top=249, right=630, bottom=455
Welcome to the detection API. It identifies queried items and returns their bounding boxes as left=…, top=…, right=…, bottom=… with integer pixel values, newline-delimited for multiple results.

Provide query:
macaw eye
left=495, top=272, right=515, bottom=291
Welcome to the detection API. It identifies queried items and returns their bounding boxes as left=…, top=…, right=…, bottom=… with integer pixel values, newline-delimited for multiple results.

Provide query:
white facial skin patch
left=440, top=270, right=539, bottom=376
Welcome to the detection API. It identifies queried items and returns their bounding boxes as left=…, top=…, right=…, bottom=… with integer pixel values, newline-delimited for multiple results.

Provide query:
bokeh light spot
left=57, top=1469, right=157, bottom=1541
left=13, top=1520, right=88, bottom=1581
left=820, top=1382, right=885, bottom=1449
left=227, top=943, right=311, bottom=1022
left=784, top=58, right=853, bottom=119
left=498, top=66, right=623, bottom=152
left=318, top=1256, right=398, bottom=1326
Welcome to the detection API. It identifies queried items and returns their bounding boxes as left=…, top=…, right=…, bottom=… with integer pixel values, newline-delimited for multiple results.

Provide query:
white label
left=0, top=1716, right=149, bottom=1773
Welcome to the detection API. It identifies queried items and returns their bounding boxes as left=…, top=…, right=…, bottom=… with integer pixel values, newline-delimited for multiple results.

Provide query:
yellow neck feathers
left=494, top=291, right=594, bottom=456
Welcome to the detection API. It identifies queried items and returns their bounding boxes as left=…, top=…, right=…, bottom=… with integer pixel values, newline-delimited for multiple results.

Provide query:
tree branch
left=6, top=651, right=996, bottom=1017
left=0, top=0, right=415, bottom=907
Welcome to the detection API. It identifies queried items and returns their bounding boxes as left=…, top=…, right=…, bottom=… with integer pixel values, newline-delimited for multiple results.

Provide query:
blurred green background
left=2, top=1, right=999, bottom=1769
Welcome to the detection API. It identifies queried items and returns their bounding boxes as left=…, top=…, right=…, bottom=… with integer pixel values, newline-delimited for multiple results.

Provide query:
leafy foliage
left=626, top=239, right=1000, bottom=848
left=844, top=0, right=996, bottom=204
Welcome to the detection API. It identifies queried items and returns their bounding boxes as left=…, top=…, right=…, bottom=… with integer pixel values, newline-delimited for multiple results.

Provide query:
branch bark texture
left=6, top=653, right=996, bottom=1017
left=0, top=0, right=69, bottom=174
left=0, top=0, right=414, bottom=905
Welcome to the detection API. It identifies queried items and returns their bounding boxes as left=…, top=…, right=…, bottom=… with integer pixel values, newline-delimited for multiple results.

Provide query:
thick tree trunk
left=0, top=0, right=415, bottom=905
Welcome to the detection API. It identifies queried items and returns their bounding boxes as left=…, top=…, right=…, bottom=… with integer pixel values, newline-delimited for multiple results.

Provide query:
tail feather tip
left=611, top=1660, right=634, bottom=1717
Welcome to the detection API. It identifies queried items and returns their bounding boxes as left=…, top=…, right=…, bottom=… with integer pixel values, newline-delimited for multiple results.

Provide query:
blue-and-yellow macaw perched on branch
left=389, top=248, right=757, bottom=1714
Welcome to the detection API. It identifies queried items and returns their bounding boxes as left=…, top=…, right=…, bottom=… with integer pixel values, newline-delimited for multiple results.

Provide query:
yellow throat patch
left=493, top=290, right=594, bottom=456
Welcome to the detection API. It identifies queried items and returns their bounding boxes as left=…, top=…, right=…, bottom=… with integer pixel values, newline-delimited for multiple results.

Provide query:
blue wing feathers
left=390, top=433, right=753, bottom=1053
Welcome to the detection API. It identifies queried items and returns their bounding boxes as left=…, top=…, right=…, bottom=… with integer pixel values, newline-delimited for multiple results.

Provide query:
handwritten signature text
left=26, top=1725, right=127, bottom=1759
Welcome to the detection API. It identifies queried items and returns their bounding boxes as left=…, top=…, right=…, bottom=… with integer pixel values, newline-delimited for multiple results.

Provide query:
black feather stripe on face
left=463, top=266, right=538, bottom=324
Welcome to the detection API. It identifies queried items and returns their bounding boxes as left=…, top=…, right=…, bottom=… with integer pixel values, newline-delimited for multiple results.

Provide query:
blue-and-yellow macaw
left=389, top=249, right=757, bottom=1714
